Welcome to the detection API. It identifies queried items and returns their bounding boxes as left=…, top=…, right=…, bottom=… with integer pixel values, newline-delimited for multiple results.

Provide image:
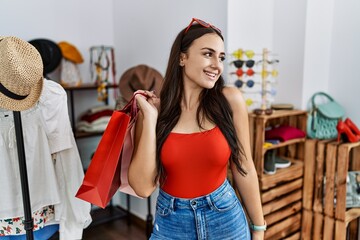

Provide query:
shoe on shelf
left=337, top=120, right=360, bottom=143
left=345, top=118, right=360, bottom=136
left=274, top=155, right=291, bottom=169
left=264, top=150, right=276, bottom=175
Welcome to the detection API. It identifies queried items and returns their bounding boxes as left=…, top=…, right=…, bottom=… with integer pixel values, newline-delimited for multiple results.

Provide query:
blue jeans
left=150, top=179, right=250, bottom=240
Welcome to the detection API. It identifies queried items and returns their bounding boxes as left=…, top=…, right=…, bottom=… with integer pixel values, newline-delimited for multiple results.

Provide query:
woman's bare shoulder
left=222, top=86, right=245, bottom=108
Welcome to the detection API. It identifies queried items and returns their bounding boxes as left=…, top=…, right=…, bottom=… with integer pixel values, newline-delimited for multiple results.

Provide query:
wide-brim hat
left=0, top=36, right=44, bottom=111
left=119, top=64, right=163, bottom=102
left=58, top=41, right=84, bottom=64
left=29, top=38, right=62, bottom=75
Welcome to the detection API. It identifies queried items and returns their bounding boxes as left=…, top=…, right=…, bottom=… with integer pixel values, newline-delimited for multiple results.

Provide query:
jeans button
left=191, top=201, right=196, bottom=206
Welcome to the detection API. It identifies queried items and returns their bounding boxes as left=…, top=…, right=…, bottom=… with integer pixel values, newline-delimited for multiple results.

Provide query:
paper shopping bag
left=75, top=110, right=130, bottom=208
left=117, top=94, right=143, bottom=198
left=119, top=114, right=143, bottom=198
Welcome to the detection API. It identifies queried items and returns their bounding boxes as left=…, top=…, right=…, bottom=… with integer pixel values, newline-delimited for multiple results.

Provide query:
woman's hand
left=134, top=90, right=159, bottom=124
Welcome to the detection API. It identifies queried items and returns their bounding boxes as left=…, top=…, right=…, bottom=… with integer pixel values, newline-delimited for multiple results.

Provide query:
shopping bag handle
left=121, top=92, right=147, bottom=120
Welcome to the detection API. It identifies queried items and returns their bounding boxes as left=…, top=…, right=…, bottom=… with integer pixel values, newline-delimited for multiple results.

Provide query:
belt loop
left=170, top=197, right=175, bottom=211
left=206, top=195, right=215, bottom=211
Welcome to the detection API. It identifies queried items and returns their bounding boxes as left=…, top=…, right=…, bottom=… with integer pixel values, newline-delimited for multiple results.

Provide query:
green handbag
left=307, top=92, right=345, bottom=139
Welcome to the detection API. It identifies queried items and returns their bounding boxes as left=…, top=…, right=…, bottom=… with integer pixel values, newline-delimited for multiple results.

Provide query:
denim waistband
left=158, top=179, right=231, bottom=210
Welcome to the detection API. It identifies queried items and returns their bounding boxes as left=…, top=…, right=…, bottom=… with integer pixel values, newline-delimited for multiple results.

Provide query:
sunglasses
left=253, top=108, right=273, bottom=116
left=231, top=60, right=255, bottom=68
left=234, top=79, right=255, bottom=88
left=257, top=59, right=280, bottom=66
left=245, top=98, right=257, bottom=107
left=231, top=68, right=255, bottom=77
left=231, top=49, right=255, bottom=59
left=261, top=89, right=277, bottom=96
left=184, top=18, right=221, bottom=34
left=261, top=69, right=279, bottom=78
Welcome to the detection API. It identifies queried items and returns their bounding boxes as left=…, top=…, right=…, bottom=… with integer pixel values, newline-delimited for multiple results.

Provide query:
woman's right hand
left=134, top=90, right=159, bottom=124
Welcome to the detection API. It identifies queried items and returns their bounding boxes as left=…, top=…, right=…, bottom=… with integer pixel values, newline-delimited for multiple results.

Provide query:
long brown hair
left=155, top=24, right=247, bottom=184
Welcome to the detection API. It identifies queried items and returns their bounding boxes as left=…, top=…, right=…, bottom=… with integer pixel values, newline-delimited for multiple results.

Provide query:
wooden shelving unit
left=248, top=109, right=307, bottom=240
left=302, top=139, right=360, bottom=239
left=64, top=83, right=118, bottom=136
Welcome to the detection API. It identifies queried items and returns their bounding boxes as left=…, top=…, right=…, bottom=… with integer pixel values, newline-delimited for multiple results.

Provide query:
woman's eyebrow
left=201, top=47, right=225, bottom=55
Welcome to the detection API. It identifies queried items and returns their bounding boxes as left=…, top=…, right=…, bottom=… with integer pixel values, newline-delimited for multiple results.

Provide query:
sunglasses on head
left=185, top=18, right=221, bottom=34
left=231, top=59, right=255, bottom=68
left=234, top=79, right=255, bottom=88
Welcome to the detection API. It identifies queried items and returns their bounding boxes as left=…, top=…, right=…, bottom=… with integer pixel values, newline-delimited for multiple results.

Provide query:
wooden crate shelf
left=263, top=190, right=302, bottom=215
left=263, top=138, right=306, bottom=153
left=249, top=110, right=307, bottom=239
left=301, top=139, right=360, bottom=239
left=265, top=201, right=302, bottom=225
left=260, top=159, right=303, bottom=190
left=262, top=178, right=303, bottom=203
left=265, top=212, right=302, bottom=240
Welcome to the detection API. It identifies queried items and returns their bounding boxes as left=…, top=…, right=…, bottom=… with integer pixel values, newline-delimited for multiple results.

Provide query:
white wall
left=113, top=0, right=228, bottom=77
left=302, top=0, right=335, bottom=109
left=273, top=0, right=307, bottom=109
left=302, top=0, right=360, bottom=124
left=1, top=0, right=114, bottom=83
left=328, top=0, right=360, bottom=123
left=1, top=0, right=116, bottom=164
left=227, top=0, right=307, bottom=110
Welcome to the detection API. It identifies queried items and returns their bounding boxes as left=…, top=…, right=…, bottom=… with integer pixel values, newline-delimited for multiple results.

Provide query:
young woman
left=128, top=18, right=265, bottom=240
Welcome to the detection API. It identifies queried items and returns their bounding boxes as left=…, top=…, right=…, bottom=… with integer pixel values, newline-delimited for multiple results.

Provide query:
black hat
left=29, top=38, right=62, bottom=75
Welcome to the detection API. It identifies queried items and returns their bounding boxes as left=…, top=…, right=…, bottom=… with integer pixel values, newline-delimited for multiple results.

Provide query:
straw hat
left=0, top=36, right=44, bottom=111
left=119, top=64, right=163, bottom=102
left=58, top=41, right=84, bottom=64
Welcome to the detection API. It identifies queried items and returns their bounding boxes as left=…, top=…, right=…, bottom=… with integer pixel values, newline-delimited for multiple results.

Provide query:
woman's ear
left=179, top=53, right=186, bottom=66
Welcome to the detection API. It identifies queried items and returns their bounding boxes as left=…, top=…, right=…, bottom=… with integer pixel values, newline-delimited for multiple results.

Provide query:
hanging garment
left=0, top=105, right=61, bottom=219
left=0, top=205, right=55, bottom=236
left=0, top=79, right=91, bottom=239
left=38, top=79, right=92, bottom=239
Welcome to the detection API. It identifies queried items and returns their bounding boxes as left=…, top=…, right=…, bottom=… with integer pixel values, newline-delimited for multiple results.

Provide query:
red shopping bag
left=76, top=93, right=143, bottom=208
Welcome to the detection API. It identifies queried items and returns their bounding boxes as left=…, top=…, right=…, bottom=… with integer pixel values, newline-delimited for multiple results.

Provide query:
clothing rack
left=13, top=111, right=34, bottom=240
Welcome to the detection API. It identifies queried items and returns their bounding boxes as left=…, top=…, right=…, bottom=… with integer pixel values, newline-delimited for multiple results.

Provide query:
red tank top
left=160, top=126, right=231, bottom=198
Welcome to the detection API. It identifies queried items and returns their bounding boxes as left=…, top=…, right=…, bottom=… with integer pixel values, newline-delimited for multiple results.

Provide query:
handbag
left=76, top=93, right=143, bottom=208
left=307, top=92, right=345, bottom=139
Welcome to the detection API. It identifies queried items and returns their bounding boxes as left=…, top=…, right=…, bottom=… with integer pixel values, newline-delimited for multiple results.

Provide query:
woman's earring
left=180, top=61, right=184, bottom=67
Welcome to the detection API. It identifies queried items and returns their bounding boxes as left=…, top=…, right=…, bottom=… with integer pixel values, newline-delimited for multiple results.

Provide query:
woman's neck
left=181, top=85, right=202, bottom=111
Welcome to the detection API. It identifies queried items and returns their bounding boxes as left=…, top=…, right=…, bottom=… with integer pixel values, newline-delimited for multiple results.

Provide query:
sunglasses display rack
left=229, top=48, right=279, bottom=115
